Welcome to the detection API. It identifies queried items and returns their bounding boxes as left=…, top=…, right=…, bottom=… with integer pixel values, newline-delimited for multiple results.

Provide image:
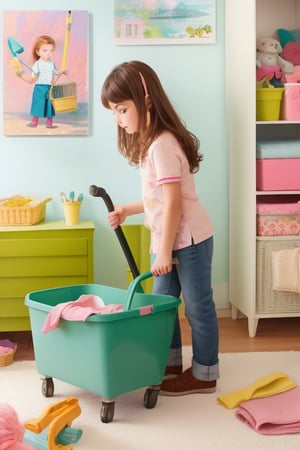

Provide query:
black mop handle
left=89, top=185, right=140, bottom=279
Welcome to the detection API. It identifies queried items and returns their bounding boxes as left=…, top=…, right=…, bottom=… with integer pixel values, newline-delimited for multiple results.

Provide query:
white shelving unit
left=226, top=0, right=300, bottom=336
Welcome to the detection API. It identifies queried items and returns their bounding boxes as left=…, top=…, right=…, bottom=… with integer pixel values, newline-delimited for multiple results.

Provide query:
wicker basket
left=50, top=80, right=77, bottom=113
left=256, top=236, right=300, bottom=313
left=0, top=340, right=17, bottom=367
left=0, top=196, right=51, bottom=225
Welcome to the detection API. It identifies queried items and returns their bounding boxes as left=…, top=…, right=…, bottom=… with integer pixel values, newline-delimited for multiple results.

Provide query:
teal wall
left=0, top=1, right=229, bottom=308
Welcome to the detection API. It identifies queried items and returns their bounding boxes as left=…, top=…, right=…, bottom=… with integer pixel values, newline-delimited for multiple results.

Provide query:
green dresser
left=0, top=221, right=95, bottom=331
left=122, top=224, right=152, bottom=292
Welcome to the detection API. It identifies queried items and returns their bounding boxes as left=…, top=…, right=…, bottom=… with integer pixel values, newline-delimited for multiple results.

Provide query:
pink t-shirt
left=140, top=131, right=213, bottom=253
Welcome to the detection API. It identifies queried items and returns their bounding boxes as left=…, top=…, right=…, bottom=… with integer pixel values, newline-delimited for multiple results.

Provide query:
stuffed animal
left=0, top=403, right=36, bottom=450
left=256, top=37, right=294, bottom=86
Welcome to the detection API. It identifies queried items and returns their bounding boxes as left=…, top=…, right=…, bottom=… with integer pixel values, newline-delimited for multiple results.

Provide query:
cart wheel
left=100, top=401, right=115, bottom=423
left=41, top=377, right=54, bottom=397
left=144, top=385, right=160, bottom=409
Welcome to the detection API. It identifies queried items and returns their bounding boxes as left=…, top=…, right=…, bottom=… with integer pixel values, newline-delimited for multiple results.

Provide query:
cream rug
left=1, top=349, right=300, bottom=450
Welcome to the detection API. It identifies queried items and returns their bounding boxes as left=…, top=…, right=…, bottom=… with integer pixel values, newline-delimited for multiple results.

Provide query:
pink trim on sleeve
left=157, top=176, right=181, bottom=184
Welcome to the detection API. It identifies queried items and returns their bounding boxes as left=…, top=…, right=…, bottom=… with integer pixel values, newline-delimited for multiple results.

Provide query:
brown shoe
left=160, top=368, right=216, bottom=396
left=164, top=364, right=183, bottom=379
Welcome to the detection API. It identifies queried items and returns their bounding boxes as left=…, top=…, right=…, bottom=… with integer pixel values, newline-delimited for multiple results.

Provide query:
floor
left=2, top=316, right=300, bottom=361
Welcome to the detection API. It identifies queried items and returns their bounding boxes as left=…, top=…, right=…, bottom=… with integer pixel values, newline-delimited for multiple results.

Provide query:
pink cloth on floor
left=41, top=294, right=123, bottom=333
left=236, top=386, right=300, bottom=435
left=0, top=403, right=37, bottom=450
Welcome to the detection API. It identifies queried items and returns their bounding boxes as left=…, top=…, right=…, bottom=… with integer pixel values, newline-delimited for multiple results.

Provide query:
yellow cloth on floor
left=218, top=371, right=296, bottom=409
left=272, top=248, right=300, bottom=293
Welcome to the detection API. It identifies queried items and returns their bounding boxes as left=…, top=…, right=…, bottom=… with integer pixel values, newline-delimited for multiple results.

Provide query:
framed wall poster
left=3, top=10, right=89, bottom=136
left=114, top=0, right=216, bottom=45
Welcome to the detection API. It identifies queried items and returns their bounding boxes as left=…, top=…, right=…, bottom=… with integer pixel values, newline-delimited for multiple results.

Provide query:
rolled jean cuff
left=167, top=347, right=182, bottom=366
left=192, top=358, right=220, bottom=381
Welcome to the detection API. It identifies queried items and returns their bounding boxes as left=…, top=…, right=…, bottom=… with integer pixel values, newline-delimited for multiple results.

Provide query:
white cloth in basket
left=271, top=248, right=300, bottom=293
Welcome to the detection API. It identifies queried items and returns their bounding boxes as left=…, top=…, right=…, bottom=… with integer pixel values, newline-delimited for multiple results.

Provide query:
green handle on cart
left=124, top=271, right=153, bottom=311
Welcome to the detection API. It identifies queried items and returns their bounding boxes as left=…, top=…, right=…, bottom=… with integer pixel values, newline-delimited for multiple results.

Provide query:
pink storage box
left=257, top=197, right=300, bottom=236
left=256, top=158, right=300, bottom=190
left=283, top=66, right=300, bottom=83
left=280, top=83, right=300, bottom=120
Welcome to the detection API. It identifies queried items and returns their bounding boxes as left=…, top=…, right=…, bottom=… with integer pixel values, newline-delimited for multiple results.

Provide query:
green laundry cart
left=25, top=272, right=180, bottom=423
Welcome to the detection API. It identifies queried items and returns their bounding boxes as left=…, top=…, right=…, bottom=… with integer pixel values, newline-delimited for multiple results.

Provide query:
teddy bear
left=256, top=37, right=294, bottom=86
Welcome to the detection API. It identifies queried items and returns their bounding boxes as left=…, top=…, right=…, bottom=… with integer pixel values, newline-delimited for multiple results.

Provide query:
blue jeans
left=152, top=237, right=219, bottom=381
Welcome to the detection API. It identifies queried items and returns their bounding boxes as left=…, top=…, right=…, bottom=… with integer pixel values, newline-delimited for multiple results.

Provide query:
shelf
left=256, top=235, right=300, bottom=241
left=257, top=120, right=300, bottom=125
left=256, top=191, right=300, bottom=195
left=227, top=0, right=300, bottom=337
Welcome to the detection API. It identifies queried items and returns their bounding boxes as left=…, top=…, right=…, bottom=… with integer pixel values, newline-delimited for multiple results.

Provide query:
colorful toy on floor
left=0, top=402, right=36, bottom=450
left=23, top=397, right=82, bottom=450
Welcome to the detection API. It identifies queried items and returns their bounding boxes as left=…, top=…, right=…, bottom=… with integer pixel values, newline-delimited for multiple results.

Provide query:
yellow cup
left=63, top=201, right=81, bottom=225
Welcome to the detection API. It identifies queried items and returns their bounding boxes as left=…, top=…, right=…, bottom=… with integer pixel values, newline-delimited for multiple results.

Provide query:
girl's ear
left=145, top=94, right=152, bottom=110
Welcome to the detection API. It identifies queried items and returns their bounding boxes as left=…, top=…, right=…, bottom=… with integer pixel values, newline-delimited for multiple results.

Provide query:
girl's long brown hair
left=101, top=60, right=203, bottom=173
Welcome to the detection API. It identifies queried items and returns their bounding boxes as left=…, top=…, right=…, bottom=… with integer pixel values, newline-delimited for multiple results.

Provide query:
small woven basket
left=0, top=196, right=51, bottom=225
left=256, top=236, right=300, bottom=313
left=0, top=340, right=17, bottom=367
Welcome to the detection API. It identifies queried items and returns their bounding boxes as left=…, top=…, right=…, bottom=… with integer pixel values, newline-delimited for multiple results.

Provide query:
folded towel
left=217, top=371, right=296, bottom=409
left=42, top=295, right=124, bottom=333
left=272, top=248, right=300, bottom=293
left=236, top=386, right=300, bottom=435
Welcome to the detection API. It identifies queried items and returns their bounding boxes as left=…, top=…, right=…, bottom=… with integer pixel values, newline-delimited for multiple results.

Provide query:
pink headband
left=139, top=71, right=149, bottom=97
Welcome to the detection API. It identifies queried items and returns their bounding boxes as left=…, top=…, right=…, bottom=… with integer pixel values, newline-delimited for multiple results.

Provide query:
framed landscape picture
left=114, top=0, right=216, bottom=45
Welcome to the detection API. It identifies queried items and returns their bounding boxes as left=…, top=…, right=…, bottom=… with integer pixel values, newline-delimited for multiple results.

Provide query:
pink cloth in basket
left=236, top=386, right=300, bottom=435
left=0, top=346, right=14, bottom=356
left=41, top=295, right=123, bottom=333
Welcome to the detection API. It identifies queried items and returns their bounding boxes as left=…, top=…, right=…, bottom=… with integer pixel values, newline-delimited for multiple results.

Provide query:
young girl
left=101, top=60, right=219, bottom=396
left=17, top=35, right=61, bottom=128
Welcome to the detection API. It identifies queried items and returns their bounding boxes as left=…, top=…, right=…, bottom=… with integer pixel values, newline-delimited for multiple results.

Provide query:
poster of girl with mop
left=3, top=10, right=89, bottom=136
